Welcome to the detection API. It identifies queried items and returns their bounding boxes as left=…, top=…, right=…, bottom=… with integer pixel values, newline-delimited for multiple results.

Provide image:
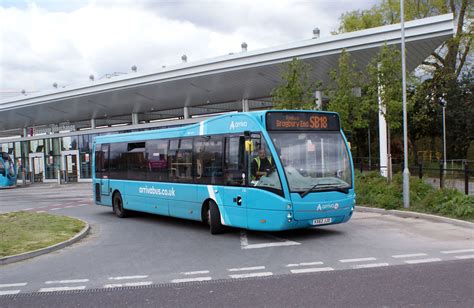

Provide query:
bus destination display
left=266, top=112, right=340, bottom=131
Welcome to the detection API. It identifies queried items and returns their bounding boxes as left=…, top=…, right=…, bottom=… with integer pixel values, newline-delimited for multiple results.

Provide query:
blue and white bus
left=93, top=111, right=355, bottom=234
left=0, top=152, right=17, bottom=188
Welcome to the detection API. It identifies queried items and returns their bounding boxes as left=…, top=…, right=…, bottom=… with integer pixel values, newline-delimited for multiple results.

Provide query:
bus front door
left=222, top=135, right=248, bottom=228
left=100, top=144, right=110, bottom=196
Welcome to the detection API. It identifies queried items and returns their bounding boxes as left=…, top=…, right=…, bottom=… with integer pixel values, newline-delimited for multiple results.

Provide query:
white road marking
left=22, top=208, right=33, bottom=211
left=243, top=242, right=301, bottom=249
left=339, top=257, right=376, bottom=263
left=392, top=253, right=428, bottom=258
left=108, top=275, right=149, bottom=280
left=104, top=281, right=153, bottom=288
left=0, top=290, right=21, bottom=295
left=405, top=258, right=442, bottom=264
left=171, top=277, right=212, bottom=283
left=50, top=208, right=61, bottom=211
left=39, top=286, right=86, bottom=292
left=455, top=255, right=474, bottom=260
left=352, top=263, right=389, bottom=269
left=181, top=270, right=210, bottom=275
left=64, top=205, right=75, bottom=208
left=36, top=211, right=46, bottom=213
left=290, top=267, right=334, bottom=274
left=240, top=230, right=301, bottom=250
left=228, top=266, right=265, bottom=272
left=45, top=279, right=89, bottom=284
left=441, top=249, right=474, bottom=254
left=229, top=272, right=273, bottom=279
left=0, top=283, right=27, bottom=288
left=286, top=262, right=324, bottom=267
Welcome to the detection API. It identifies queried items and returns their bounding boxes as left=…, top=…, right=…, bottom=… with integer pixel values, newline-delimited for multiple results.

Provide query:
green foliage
left=335, top=5, right=384, bottom=33
left=366, top=44, right=403, bottom=130
left=271, top=58, right=320, bottom=110
left=356, top=171, right=474, bottom=221
left=327, top=50, right=370, bottom=132
left=337, top=0, right=450, bottom=33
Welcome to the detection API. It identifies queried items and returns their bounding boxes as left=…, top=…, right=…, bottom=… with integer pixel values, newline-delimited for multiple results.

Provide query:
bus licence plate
left=312, top=218, right=332, bottom=225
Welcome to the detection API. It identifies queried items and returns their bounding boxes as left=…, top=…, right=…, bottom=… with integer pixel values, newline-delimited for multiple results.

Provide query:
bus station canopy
left=0, top=14, right=453, bottom=137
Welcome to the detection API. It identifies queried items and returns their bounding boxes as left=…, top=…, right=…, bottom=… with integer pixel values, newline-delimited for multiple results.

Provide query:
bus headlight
left=287, top=203, right=292, bottom=210
left=287, top=212, right=292, bottom=222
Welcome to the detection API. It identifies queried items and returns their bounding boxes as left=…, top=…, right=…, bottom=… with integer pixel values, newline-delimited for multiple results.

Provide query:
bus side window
left=0, top=161, right=5, bottom=176
left=168, top=139, right=193, bottom=183
left=224, top=136, right=246, bottom=186
left=194, top=136, right=224, bottom=185
left=146, top=139, right=169, bottom=182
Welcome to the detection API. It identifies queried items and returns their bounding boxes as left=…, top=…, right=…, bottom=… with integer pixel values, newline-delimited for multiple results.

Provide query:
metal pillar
left=22, top=127, right=28, bottom=137
left=90, top=118, right=96, bottom=129
left=132, top=113, right=139, bottom=125
left=442, top=105, right=447, bottom=172
left=401, top=0, right=410, bottom=208
left=315, top=91, right=322, bottom=110
left=183, top=107, right=190, bottom=119
left=378, top=64, right=388, bottom=177
left=242, top=99, right=249, bottom=112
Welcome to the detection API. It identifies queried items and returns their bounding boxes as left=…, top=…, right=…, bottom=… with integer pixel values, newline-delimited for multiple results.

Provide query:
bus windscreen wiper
left=300, top=183, right=349, bottom=198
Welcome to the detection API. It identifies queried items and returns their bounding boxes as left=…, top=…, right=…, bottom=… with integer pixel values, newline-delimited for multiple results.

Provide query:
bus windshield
left=269, top=131, right=352, bottom=193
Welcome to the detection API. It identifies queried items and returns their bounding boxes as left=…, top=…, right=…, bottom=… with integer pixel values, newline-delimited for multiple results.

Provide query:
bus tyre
left=112, top=192, right=128, bottom=218
left=208, top=200, right=224, bottom=235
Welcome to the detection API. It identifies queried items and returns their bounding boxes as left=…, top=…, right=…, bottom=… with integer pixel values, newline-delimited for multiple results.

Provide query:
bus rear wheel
left=112, top=192, right=128, bottom=218
left=207, top=200, right=224, bottom=235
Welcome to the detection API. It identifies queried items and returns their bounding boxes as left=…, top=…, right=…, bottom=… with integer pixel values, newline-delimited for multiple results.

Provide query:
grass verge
left=0, top=211, right=85, bottom=258
left=356, top=171, right=474, bottom=222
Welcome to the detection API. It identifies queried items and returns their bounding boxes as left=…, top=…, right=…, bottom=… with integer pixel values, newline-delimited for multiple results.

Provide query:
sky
left=0, top=0, right=377, bottom=100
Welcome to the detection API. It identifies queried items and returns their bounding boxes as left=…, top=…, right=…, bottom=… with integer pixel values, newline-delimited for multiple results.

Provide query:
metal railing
left=354, top=157, right=473, bottom=195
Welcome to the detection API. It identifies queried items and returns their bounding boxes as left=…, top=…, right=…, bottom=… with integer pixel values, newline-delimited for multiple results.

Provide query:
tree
left=337, top=0, right=473, bottom=161
left=337, top=0, right=472, bottom=93
left=366, top=45, right=403, bottom=180
left=445, top=72, right=474, bottom=158
left=271, top=58, right=319, bottom=110
left=328, top=49, right=369, bottom=132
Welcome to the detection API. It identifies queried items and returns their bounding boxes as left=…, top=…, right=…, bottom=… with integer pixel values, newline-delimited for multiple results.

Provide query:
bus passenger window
left=168, top=139, right=193, bottom=183
left=146, top=139, right=169, bottom=182
left=194, top=136, right=224, bottom=185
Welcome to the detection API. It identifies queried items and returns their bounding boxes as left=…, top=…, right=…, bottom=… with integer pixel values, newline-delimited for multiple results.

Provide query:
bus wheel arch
left=112, top=190, right=129, bottom=218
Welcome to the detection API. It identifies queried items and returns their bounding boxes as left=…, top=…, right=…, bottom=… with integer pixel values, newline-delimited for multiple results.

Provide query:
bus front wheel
left=112, top=192, right=129, bottom=218
left=207, top=200, right=224, bottom=235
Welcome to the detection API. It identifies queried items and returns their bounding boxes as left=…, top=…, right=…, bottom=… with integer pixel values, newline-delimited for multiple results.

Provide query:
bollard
left=57, top=169, right=61, bottom=185
left=465, top=161, right=469, bottom=195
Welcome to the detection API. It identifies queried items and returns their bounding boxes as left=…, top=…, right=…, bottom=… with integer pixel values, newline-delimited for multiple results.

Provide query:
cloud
left=0, top=0, right=377, bottom=98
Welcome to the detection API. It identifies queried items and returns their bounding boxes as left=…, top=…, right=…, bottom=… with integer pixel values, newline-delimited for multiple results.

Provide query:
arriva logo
left=316, top=203, right=339, bottom=211
left=229, top=121, right=248, bottom=130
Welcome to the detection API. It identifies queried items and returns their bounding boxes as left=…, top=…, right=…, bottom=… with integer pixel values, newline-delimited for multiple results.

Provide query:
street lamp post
left=440, top=96, right=447, bottom=175
left=401, top=0, right=410, bottom=208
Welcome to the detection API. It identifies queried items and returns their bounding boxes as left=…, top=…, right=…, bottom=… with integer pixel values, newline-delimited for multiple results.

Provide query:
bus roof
left=94, top=110, right=340, bottom=144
